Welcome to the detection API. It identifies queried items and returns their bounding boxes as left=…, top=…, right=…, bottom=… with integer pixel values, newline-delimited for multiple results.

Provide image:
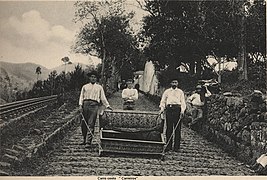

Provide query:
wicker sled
left=99, top=109, right=166, bottom=158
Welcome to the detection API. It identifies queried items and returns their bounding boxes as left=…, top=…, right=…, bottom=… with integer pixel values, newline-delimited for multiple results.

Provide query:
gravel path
left=14, top=92, right=254, bottom=176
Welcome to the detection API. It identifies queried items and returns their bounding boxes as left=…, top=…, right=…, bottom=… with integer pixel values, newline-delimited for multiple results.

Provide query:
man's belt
left=83, top=99, right=100, bottom=105
left=166, top=104, right=181, bottom=108
left=192, top=104, right=204, bottom=108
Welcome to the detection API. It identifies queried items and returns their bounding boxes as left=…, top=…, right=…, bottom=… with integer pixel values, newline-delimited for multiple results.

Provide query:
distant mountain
left=0, top=61, right=51, bottom=104
left=0, top=61, right=93, bottom=102
left=0, top=61, right=91, bottom=85
left=0, top=61, right=50, bottom=82
left=0, top=61, right=93, bottom=104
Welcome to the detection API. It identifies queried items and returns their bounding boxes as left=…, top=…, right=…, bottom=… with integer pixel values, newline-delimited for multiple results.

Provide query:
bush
left=159, top=70, right=198, bottom=91
left=221, top=68, right=239, bottom=84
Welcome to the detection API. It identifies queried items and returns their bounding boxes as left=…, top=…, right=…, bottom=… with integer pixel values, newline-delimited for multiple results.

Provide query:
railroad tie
left=4, top=149, right=20, bottom=157
left=2, top=154, right=20, bottom=164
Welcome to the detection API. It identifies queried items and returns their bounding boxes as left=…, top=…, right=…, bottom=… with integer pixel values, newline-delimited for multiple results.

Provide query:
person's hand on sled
left=78, top=105, right=83, bottom=113
left=159, top=107, right=165, bottom=114
left=106, top=106, right=113, bottom=111
left=180, top=112, right=184, bottom=119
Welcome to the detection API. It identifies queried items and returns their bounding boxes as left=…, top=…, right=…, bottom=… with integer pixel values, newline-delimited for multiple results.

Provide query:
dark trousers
left=81, top=100, right=99, bottom=143
left=165, top=106, right=181, bottom=151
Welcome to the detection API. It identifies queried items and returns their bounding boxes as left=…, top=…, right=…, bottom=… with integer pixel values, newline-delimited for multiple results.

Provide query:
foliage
left=35, top=66, right=41, bottom=81
left=61, top=56, right=70, bottom=73
left=247, top=57, right=266, bottom=92
left=221, top=69, right=239, bottom=85
left=140, top=0, right=266, bottom=83
left=73, top=0, right=141, bottom=88
left=221, top=56, right=266, bottom=95
left=69, top=64, right=87, bottom=91
left=158, top=69, right=198, bottom=91
left=141, top=1, right=207, bottom=70
left=245, top=0, right=266, bottom=56
left=28, top=65, right=89, bottom=98
left=61, top=57, right=70, bottom=64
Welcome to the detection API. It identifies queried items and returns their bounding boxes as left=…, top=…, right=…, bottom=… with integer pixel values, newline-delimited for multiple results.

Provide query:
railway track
left=4, top=92, right=255, bottom=176
left=0, top=95, right=58, bottom=121
left=13, top=121, right=254, bottom=176
left=0, top=93, right=80, bottom=176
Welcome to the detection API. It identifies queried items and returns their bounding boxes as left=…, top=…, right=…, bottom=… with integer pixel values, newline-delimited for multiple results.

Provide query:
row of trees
left=71, top=0, right=265, bottom=91
left=29, top=64, right=87, bottom=98
left=139, top=0, right=265, bottom=83
left=8, top=0, right=264, bottom=103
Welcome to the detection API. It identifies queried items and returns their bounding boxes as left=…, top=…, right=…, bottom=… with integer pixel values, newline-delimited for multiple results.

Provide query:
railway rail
left=0, top=92, right=258, bottom=176
left=0, top=95, right=58, bottom=120
left=0, top=94, right=79, bottom=176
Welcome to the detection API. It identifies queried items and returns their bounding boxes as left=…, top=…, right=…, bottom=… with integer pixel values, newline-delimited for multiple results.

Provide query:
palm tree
left=35, top=66, right=42, bottom=81
left=61, top=57, right=71, bottom=100
left=61, top=57, right=70, bottom=73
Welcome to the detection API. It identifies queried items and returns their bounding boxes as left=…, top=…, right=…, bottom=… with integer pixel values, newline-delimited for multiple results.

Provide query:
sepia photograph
left=0, top=0, right=266, bottom=179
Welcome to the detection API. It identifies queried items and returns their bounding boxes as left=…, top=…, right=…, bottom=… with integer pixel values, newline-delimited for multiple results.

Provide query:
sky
left=0, top=0, right=146, bottom=69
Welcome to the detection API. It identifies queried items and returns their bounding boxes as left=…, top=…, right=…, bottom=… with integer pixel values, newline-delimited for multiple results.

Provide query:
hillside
left=0, top=61, right=50, bottom=81
left=0, top=61, right=89, bottom=84
left=0, top=61, right=91, bottom=104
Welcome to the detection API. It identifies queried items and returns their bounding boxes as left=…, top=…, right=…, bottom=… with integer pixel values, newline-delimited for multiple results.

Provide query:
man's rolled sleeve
left=180, top=91, right=186, bottom=113
left=100, top=87, right=110, bottom=107
left=159, top=91, right=167, bottom=110
left=79, top=86, right=85, bottom=106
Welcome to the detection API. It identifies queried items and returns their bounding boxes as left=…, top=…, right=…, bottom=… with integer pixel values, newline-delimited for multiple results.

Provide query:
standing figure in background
left=159, top=78, right=186, bottom=152
left=122, top=79, right=138, bottom=110
left=79, top=71, right=112, bottom=145
left=187, top=85, right=211, bottom=129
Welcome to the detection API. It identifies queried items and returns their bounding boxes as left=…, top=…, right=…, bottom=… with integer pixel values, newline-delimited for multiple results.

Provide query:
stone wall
left=251, top=122, right=267, bottom=159
left=189, top=91, right=267, bottom=165
left=143, top=90, right=267, bottom=166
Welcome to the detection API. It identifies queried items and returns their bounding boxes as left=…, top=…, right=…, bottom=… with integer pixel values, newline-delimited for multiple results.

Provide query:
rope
left=83, top=109, right=177, bottom=156
left=80, top=112, right=103, bottom=151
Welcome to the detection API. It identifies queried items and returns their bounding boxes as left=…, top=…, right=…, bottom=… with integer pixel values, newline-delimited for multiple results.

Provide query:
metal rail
left=0, top=95, right=58, bottom=116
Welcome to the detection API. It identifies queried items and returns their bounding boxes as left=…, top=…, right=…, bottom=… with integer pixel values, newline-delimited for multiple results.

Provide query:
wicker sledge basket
left=99, top=109, right=166, bottom=158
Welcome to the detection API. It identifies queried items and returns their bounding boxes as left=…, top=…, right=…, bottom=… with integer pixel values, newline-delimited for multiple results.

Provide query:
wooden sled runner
left=99, top=109, right=166, bottom=158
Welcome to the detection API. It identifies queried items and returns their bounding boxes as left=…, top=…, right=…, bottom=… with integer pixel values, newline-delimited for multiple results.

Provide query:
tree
left=246, top=0, right=266, bottom=60
left=31, top=80, right=43, bottom=97
left=73, top=0, right=140, bottom=90
left=61, top=56, right=70, bottom=73
left=203, top=0, right=265, bottom=80
left=69, top=64, right=86, bottom=91
left=47, top=70, right=57, bottom=95
left=35, top=66, right=42, bottom=81
left=140, top=0, right=265, bottom=83
left=140, top=1, right=210, bottom=76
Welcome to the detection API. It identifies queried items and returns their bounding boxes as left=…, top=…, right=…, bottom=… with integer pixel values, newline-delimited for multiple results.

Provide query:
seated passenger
left=187, top=85, right=211, bottom=129
left=122, top=79, right=138, bottom=110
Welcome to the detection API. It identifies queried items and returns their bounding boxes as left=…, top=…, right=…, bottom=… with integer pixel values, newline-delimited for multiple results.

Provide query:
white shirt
left=122, top=88, right=138, bottom=100
left=159, top=88, right=186, bottom=113
left=188, top=93, right=205, bottom=106
left=257, top=154, right=267, bottom=167
left=79, top=83, right=110, bottom=107
left=188, top=89, right=212, bottom=107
